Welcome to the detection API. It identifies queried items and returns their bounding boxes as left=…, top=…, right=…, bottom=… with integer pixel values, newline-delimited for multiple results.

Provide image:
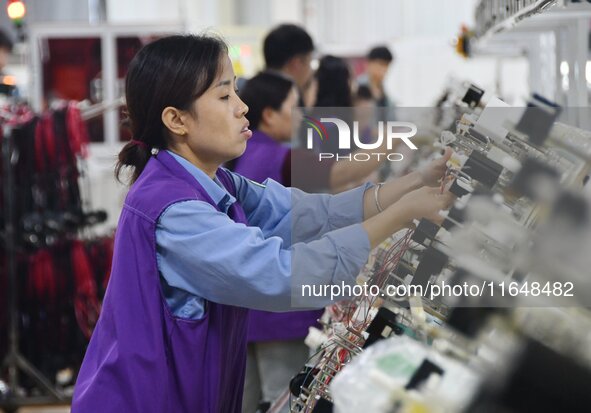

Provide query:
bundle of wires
left=293, top=229, right=416, bottom=412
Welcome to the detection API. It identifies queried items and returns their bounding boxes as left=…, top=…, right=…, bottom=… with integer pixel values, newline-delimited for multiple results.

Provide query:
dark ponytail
left=315, top=55, right=353, bottom=107
left=116, top=34, right=228, bottom=183
left=115, top=141, right=151, bottom=183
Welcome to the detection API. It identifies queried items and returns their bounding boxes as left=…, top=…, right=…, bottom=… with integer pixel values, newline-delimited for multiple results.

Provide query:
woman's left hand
left=418, top=147, right=453, bottom=187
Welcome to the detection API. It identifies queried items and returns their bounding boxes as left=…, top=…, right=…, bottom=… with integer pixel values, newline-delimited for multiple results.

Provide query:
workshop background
left=1, top=0, right=590, bottom=412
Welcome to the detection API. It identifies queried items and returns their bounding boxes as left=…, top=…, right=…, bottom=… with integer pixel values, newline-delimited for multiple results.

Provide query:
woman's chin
left=227, top=144, right=247, bottom=161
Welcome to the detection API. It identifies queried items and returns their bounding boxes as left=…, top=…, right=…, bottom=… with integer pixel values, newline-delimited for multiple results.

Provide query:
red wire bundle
left=66, top=102, right=89, bottom=159
left=71, top=240, right=101, bottom=339
left=26, top=249, right=58, bottom=307
left=337, top=229, right=415, bottom=330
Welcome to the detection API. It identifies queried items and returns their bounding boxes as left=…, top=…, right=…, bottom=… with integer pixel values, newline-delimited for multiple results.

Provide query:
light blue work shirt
left=156, top=150, right=371, bottom=319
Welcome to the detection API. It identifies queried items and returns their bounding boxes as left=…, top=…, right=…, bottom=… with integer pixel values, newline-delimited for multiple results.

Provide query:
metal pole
left=101, top=32, right=119, bottom=145
left=88, top=0, right=107, bottom=24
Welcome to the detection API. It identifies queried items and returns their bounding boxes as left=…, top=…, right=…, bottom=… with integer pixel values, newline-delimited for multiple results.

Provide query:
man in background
left=263, top=23, right=315, bottom=107
left=357, top=45, right=394, bottom=108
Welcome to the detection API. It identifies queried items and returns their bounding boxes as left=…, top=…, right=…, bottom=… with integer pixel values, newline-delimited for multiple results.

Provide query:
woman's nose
left=236, top=99, right=249, bottom=117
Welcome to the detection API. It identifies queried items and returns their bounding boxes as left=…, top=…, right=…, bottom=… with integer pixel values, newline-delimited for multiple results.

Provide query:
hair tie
left=130, top=139, right=148, bottom=149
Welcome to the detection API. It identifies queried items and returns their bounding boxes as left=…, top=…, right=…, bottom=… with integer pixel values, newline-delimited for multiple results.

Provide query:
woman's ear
left=161, top=106, right=189, bottom=138
left=261, top=107, right=277, bottom=128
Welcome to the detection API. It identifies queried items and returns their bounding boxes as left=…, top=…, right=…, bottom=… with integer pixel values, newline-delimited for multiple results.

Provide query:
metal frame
left=475, top=0, right=558, bottom=40
left=28, top=23, right=183, bottom=145
left=473, top=1, right=591, bottom=129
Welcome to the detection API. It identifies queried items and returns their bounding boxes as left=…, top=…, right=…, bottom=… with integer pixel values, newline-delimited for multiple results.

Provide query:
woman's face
left=183, top=54, right=251, bottom=166
left=268, top=87, right=301, bottom=142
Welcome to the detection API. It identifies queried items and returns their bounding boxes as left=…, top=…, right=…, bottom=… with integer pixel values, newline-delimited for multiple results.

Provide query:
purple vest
left=72, top=150, right=248, bottom=412
left=234, top=130, right=322, bottom=342
left=234, top=130, right=289, bottom=183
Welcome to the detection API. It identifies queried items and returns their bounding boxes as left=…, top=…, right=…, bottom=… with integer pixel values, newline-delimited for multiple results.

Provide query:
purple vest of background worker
left=72, top=150, right=248, bottom=412
left=233, top=129, right=323, bottom=342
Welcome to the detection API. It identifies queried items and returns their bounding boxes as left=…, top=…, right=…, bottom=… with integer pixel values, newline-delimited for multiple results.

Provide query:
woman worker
left=72, top=34, right=453, bottom=412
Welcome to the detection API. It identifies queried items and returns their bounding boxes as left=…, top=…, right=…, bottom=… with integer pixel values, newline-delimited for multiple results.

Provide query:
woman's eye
left=221, top=89, right=238, bottom=100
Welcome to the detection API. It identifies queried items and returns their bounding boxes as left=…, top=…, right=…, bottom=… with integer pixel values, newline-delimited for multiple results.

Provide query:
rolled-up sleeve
left=156, top=200, right=371, bottom=312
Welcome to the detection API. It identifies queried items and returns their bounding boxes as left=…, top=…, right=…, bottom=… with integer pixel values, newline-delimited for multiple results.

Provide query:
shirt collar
left=166, top=150, right=236, bottom=213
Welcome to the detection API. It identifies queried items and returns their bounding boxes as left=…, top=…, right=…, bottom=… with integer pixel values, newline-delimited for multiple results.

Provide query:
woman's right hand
left=363, top=186, right=455, bottom=249
left=394, top=186, right=456, bottom=225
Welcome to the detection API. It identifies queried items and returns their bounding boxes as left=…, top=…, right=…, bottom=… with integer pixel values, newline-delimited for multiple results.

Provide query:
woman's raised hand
left=394, top=186, right=456, bottom=226
left=418, top=147, right=453, bottom=187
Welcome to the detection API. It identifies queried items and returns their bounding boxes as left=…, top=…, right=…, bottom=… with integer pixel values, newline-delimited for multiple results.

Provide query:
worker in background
left=311, top=55, right=384, bottom=190
left=235, top=73, right=316, bottom=413
left=313, top=55, right=353, bottom=108
left=357, top=45, right=394, bottom=109
left=311, top=55, right=354, bottom=157
left=263, top=24, right=315, bottom=107
left=235, top=71, right=412, bottom=412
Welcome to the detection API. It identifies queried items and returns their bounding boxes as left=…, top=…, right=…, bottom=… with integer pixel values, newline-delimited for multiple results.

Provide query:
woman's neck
left=169, top=146, right=218, bottom=179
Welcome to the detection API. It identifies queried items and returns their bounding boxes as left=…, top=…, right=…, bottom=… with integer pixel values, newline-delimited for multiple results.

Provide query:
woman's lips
left=241, top=126, right=252, bottom=139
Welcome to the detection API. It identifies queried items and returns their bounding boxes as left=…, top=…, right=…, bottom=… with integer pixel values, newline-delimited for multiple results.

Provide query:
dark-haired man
left=263, top=23, right=314, bottom=104
left=358, top=45, right=394, bottom=108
